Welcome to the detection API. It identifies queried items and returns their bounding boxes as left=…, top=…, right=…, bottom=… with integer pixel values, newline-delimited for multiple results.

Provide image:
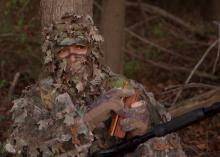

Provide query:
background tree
left=41, top=0, right=93, bottom=27
left=101, top=0, right=125, bottom=73
left=212, top=0, right=220, bottom=21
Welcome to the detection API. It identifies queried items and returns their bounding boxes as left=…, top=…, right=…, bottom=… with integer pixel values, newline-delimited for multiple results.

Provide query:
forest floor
left=0, top=0, right=220, bottom=156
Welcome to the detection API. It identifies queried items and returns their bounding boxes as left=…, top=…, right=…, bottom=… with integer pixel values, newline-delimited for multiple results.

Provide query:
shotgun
left=90, top=102, right=220, bottom=157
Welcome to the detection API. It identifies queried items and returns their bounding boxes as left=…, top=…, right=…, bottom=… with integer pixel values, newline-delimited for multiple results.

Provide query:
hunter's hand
left=119, top=100, right=150, bottom=137
left=84, top=88, right=135, bottom=130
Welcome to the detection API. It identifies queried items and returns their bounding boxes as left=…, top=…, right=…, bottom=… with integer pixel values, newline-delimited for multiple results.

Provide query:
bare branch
left=172, top=40, right=219, bottom=105
left=213, top=21, right=220, bottom=73
left=162, top=83, right=219, bottom=95
left=126, top=1, right=203, bottom=36
left=93, top=0, right=102, bottom=12
left=8, top=72, right=20, bottom=101
left=169, top=89, right=220, bottom=117
left=124, top=49, right=218, bottom=80
left=125, top=28, right=193, bottom=62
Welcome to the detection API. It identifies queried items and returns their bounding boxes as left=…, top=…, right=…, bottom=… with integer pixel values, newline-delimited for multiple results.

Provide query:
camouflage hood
left=42, top=13, right=104, bottom=65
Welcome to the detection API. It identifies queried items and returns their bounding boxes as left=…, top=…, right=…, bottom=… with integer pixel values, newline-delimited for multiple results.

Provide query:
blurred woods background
left=0, top=0, right=220, bottom=156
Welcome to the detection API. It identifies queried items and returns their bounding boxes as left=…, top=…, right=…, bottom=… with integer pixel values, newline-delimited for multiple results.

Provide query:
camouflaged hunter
left=5, top=14, right=186, bottom=157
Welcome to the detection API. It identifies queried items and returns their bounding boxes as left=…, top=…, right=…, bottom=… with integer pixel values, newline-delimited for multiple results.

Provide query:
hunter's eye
left=76, top=45, right=86, bottom=49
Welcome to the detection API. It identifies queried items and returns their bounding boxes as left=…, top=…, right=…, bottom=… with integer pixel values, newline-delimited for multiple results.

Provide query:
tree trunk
left=212, top=0, right=220, bottom=21
left=101, top=0, right=125, bottom=73
left=41, top=0, right=93, bottom=28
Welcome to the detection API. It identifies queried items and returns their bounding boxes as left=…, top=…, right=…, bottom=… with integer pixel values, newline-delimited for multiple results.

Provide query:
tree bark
left=212, top=0, right=220, bottom=21
left=101, top=0, right=125, bottom=73
left=41, top=0, right=93, bottom=28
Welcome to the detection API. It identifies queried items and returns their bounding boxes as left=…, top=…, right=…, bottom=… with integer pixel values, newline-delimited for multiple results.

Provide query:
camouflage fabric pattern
left=5, top=14, right=186, bottom=157
left=41, top=13, right=103, bottom=65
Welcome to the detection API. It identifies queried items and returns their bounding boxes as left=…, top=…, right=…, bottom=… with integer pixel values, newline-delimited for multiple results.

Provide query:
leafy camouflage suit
left=5, top=14, right=186, bottom=157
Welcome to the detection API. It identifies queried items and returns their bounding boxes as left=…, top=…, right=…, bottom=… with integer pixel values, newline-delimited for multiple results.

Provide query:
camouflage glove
left=84, top=88, right=135, bottom=130
left=119, top=100, right=150, bottom=137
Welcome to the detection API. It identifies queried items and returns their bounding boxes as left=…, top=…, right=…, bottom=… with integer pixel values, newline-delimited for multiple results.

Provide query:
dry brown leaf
left=71, top=127, right=81, bottom=145
left=55, top=143, right=66, bottom=153
left=196, top=143, right=207, bottom=150
left=153, top=143, right=174, bottom=151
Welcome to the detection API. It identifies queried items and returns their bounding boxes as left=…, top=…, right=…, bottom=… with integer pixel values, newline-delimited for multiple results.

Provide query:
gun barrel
left=90, top=102, right=220, bottom=157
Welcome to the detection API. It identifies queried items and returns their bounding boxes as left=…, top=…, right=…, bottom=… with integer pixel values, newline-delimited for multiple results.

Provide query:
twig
left=18, top=0, right=30, bottom=13
left=93, top=0, right=103, bottom=12
left=0, top=33, right=18, bottom=38
left=128, top=16, right=158, bottom=30
left=166, top=21, right=210, bottom=47
left=126, top=2, right=203, bottom=36
left=212, top=21, right=220, bottom=73
left=181, top=144, right=200, bottom=156
left=125, top=28, right=193, bottom=62
left=128, top=21, right=144, bottom=29
left=124, top=49, right=218, bottom=80
left=1, top=61, right=5, bottom=79
left=8, top=72, right=20, bottom=101
left=165, top=83, right=218, bottom=90
left=172, top=39, right=219, bottom=105
left=0, top=33, right=40, bottom=46
left=162, top=83, right=219, bottom=95
left=137, top=0, right=149, bottom=30
left=169, top=88, right=220, bottom=117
